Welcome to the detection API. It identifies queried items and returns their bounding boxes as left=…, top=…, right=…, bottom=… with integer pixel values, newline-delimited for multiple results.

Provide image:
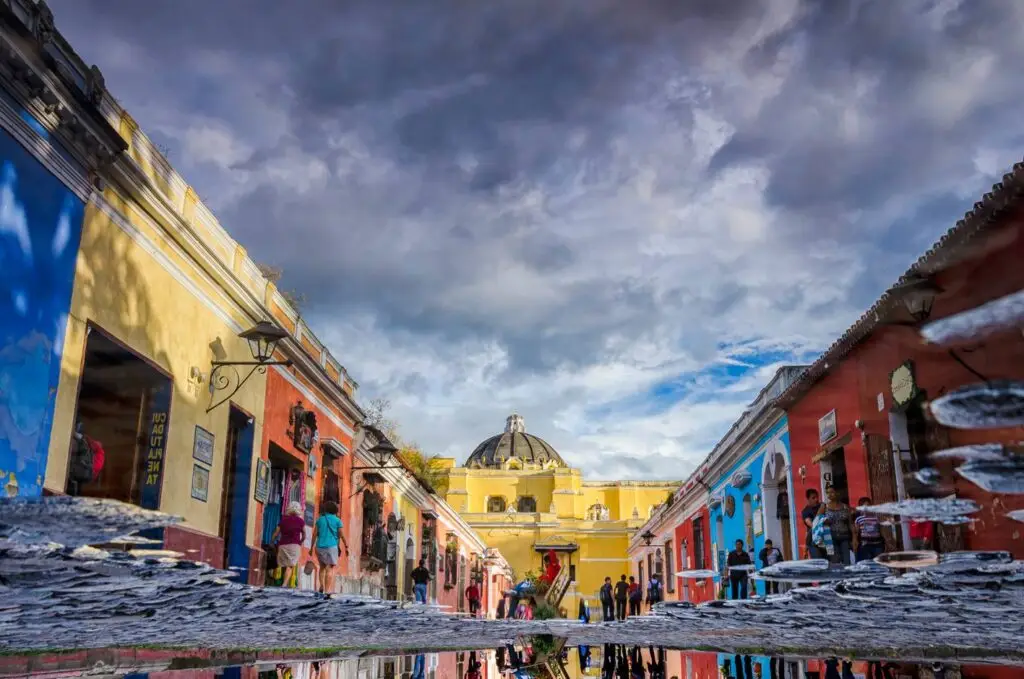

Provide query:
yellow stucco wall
left=46, top=192, right=267, bottom=544
left=443, top=463, right=679, bottom=613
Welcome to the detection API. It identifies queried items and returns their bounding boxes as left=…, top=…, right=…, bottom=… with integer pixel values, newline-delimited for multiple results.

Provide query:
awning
left=534, top=538, right=578, bottom=553
left=812, top=431, right=853, bottom=463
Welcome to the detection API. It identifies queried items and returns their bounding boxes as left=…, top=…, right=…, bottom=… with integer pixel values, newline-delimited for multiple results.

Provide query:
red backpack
left=89, top=438, right=106, bottom=481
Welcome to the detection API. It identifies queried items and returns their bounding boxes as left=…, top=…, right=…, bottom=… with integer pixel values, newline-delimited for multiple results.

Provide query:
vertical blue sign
left=140, top=381, right=172, bottom=510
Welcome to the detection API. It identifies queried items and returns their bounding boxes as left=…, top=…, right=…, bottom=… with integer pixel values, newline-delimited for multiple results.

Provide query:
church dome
left=464, top=414, right=567, bottom=469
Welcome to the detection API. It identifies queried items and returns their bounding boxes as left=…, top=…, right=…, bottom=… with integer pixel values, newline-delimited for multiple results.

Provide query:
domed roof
left=464, top=414, right=567, bottom=469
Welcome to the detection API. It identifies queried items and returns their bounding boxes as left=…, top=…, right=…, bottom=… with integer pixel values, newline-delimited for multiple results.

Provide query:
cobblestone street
left=1, top=499, right=1022, bottom=660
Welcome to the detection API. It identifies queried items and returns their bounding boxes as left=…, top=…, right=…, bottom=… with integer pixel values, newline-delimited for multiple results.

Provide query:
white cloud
left=45, top=0, right=1024, bottom=478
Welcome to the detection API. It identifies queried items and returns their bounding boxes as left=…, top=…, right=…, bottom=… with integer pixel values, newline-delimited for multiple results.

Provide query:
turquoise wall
left=707, top=417, right=790, bottom=597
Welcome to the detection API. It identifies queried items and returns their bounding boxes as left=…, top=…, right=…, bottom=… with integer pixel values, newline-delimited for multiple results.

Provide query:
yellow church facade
left=439, top=414, right=681, bottom=614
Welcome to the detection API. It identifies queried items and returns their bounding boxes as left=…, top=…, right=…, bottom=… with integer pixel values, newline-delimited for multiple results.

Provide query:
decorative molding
left=0, top=80, right=90, bottom=199
left=320, top=437, right=349, bottom=458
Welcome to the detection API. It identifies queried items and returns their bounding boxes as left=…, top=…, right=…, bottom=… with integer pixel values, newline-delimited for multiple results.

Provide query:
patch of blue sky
left=587, top=344, right=813, bottom=422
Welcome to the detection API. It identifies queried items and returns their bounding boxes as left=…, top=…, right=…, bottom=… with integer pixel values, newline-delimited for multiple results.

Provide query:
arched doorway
left=404, top=536, right=415, bottom=600
left=761, top=439, right=797, bottom=560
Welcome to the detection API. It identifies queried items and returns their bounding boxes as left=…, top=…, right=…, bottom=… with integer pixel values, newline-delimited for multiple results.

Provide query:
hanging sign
left=140, top=382, right=172, bottom=510
left=890, top=361, right=918, bottom=409
left=818, top=409, right=837, bottom=446
left=254, top=459, right=271, bottom=503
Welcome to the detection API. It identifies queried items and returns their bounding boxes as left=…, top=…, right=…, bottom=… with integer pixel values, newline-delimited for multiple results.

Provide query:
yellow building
left=440, top=414, right=681, bottom=614
left=9, top=1, right=356, bottom=583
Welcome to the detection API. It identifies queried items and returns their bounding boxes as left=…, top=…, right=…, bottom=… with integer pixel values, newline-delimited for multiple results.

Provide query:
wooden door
left=865, top=433, right=903, bottom=552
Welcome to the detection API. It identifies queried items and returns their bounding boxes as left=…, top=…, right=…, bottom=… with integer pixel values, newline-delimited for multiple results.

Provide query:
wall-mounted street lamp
left=640, top=529, right=656, bottom=547
left=888, top=274, right=942, bottom=324
left=207, top=321, right=293, bottom=412
left=351, top=426, right=407, bottom=472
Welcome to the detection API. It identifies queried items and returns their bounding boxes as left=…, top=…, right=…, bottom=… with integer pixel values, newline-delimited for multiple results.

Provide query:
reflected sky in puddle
left=0, top=646, right=1019, bottom=679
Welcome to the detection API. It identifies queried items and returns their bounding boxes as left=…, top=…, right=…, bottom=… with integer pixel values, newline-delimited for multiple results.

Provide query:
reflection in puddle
left=0, top=647, right=1016, bottom=679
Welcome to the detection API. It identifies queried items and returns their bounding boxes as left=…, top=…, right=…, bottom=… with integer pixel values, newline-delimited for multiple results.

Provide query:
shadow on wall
left=46, top=185, right=177, bottom=502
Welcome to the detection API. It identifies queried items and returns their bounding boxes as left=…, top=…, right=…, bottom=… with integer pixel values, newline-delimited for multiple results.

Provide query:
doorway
left=761, top=446, right=795, bottom=561
left=457, top=554, right=467, bottom=611
left=822, top=448, right=850, bottom=505
left=714, top=515, right=726, bottom=574
left=404, top=536, right=415, bottom=600
left=692, top=517, right=705, bottom=570
left=260, top=443, right=305, bottom=585
left=67, top=327, right=172, bottom=509
left=220, top=405, right=255, bottom=581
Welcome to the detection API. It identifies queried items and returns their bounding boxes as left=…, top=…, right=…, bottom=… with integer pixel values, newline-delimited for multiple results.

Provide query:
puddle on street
left=0, top=646, right=1018, bottom=679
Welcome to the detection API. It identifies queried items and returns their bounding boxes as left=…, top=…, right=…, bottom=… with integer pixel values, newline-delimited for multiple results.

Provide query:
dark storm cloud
left=41, top=0, right=1024, bottom=474
left=710, top=0, right=1024, bottom=220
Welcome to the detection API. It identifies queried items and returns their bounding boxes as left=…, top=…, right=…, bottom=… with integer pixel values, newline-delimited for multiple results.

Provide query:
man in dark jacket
left=600, top=576, right=615, bottom=621
left=758, top=539, right=784, bottom=595
left=614, top=574, right=630, bottom=621
left=410, top=559, right=431, bottom=604
left=727, top=540, right=752, bottom=600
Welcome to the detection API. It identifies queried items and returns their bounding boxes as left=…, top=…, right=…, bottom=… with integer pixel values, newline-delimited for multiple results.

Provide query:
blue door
left=223, top=406, right=255, bottom=582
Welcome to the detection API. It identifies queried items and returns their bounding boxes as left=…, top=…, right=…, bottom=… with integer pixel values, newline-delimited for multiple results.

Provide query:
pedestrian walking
left=600, top=576, right=615, bottom=621
left=802, top=489, right=825, bottom=559
left=496, top=595, right=507, bottom=620
left=727, top=539, right=751, bottom=599
left=817, top=486, right=854, bottom=565
left=614, top=574, right=630, bottom=620
left=646, top=575, right=662, bottom=610
left=578, top=598, right=591, bottom=623
left=410, top=558, right=431, bottom=604
left=311, top=501, right=348, bottom=596
left=270, top=502, right=305, bottom=588
left=758, top=539, right=783, bottom=594
left=627, top=576, right=641, bottom=616
left=465, top=581, right=481, bottom=617
left=854, top=497, right=886, bottom=562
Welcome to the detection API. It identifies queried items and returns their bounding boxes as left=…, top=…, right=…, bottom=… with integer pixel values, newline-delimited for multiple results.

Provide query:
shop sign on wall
left=890, top=361, right=918, bottom=409
left=191, top=464, right=210, bottom=502
left=192, top=426, right=215, bottom=466
left=818, top=409, right=837, bottom=446
left=254, top=459, right=271, bottom=503
left=140, top=382, right=172, bottom=511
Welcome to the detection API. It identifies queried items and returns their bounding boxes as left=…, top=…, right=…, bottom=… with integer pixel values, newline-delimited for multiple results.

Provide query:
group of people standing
left=801, top=488, right=888, bottom=566
left=723, top=486, right=891, bottom=600
left=598, top=574, right=663, bottom=621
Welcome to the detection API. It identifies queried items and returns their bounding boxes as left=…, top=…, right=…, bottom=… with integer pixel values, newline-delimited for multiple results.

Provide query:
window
left=743, top=493, right=754, bottom=547
left=693, top=518, right=705, bottom=571
left=487, top=496, right=507, bottom=513
left=665, top=540, right=675, bottom=592
left=516, top=496, right=537, bottom=513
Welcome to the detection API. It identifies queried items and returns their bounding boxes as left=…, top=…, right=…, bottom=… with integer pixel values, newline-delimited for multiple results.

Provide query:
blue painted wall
left=0, top=125, right=85, bottom=497
left=716, top=653, right=771, bottom=679
left=708, top=417, right=790, bottom=597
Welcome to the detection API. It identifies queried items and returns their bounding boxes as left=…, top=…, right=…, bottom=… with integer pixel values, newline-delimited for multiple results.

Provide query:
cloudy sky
left=49, top=0, right=1023, bottom=479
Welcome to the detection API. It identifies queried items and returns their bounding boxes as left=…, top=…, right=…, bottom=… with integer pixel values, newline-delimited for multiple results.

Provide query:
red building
left=673, top=506, right=715, bottom=604
left=253, top=367, right=361, bottom=586
left=778, top=160, right=1024, bottom=556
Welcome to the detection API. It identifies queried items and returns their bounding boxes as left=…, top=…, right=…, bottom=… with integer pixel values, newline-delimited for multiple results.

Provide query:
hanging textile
left=262, top=502, right=282, bottom=546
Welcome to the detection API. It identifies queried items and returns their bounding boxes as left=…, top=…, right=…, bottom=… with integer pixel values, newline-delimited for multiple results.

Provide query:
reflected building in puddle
left=0, top=649, right=1018, bottom=679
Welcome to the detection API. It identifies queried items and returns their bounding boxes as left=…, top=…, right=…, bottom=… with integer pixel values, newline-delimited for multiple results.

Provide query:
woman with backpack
left=646, top=575, right=662, bottom=610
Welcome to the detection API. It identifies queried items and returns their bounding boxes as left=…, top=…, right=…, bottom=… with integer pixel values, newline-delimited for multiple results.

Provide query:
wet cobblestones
left=1, top=498, right=1022, bottom=659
